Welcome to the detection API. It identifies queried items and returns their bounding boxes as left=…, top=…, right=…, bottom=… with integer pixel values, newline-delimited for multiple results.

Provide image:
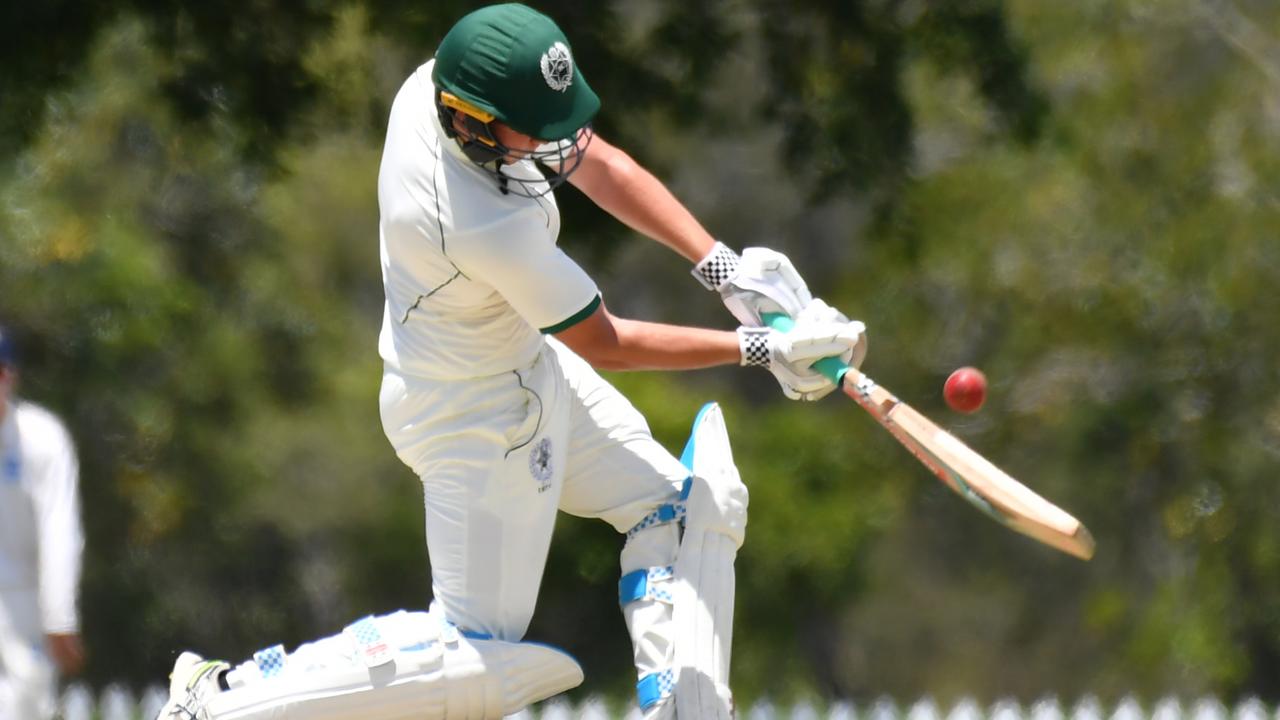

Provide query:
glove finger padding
left=737, top=320, right=869, bottom=402
left=769, top=363, right=837, bottom=401
left=730, top=249, right=814, bottom=325
left=719, top=288, right=799, bottom=328
left=745, top=248, right=809, bottom=302
left=695, top=243, right=813, bottom=327
left=796, top=297, right=848, bottom=325
left=793, top=299, right=867, bottom=371
left=781, top=320, right=867, bottom=367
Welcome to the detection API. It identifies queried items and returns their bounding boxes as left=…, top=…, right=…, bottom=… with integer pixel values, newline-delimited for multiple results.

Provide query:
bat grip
left=761, top=312, right=851, bottom=385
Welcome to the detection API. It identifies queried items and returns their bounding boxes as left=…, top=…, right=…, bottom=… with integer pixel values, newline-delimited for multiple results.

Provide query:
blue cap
left=0, top=326, right=15, bottom=367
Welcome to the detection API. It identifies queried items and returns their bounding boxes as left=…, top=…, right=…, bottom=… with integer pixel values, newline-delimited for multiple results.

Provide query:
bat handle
left=761, top=312, right=851, bottom=386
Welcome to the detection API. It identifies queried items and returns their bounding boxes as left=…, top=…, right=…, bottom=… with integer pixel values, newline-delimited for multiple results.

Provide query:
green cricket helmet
left=432, top=3, right=599, bottom=196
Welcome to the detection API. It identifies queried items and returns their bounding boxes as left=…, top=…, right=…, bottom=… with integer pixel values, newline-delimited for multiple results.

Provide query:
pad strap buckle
left=625, top=478, right=693, bottom=540
left=618, top=566, right=676, bottom=606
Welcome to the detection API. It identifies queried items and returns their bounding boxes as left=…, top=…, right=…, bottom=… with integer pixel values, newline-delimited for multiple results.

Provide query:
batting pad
left=673, top=403, right=747, bottom=718
left=206, top=612, right=582, bottom=720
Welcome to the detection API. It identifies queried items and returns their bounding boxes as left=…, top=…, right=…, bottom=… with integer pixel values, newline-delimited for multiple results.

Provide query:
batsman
left=159, top=4, right=866, bottom=718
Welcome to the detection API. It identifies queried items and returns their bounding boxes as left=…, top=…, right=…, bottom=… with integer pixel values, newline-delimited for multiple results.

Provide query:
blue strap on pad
left=636, top=668, right=676, bottom=709
left=618, top=566, right=675, bottom=606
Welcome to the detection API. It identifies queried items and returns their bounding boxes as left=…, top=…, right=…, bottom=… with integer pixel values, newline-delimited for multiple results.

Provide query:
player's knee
left=683, top=472, right=747, bottom=548
left=676, top=401, right=748, bottom=546
left=618, top=403, right=744, bottom=718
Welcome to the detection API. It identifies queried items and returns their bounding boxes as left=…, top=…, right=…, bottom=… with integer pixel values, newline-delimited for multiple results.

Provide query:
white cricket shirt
left=377, top=60, right=601, bottom=380
left=0, top=399, right=83, bottom=634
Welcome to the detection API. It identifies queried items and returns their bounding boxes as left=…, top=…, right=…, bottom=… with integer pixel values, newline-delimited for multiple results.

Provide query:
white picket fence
left=57, top=686, right=1276, bottom=720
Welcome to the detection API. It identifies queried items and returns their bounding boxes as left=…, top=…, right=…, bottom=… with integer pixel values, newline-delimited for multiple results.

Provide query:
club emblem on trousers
left=529, top=437, right=553, bottom=493
left=540, top=42, right=573, bottom=92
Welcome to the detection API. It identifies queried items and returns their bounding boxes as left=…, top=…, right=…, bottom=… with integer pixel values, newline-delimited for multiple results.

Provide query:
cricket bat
left=764, top=314, right=1095, bottom=560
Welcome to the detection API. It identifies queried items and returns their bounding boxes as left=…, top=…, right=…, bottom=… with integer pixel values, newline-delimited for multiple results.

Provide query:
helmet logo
left=540, top=42, right=574, bottom=92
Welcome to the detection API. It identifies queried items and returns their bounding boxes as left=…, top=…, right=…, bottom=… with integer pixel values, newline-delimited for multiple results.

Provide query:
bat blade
left=758, top=312, right=1094, bottom=560
left=842, top=368, right=1095, bottom=560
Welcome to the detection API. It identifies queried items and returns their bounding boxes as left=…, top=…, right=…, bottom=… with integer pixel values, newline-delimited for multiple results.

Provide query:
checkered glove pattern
left=737, top=327, right=771, bottom=368
left=738, top=308, right=868, bottom=401
left=691, top=241, right=741, bottom=290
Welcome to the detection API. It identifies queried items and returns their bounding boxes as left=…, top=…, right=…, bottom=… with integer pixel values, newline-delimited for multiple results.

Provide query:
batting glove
left=693, top=242, right=813, bottom=326
left=738, top=317, right=868, bottom=401
left=791, top=297, right=870, bottom=370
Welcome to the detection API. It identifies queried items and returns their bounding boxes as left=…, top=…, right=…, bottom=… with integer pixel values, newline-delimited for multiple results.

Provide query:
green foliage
left=4, top=0, right=1280, bottom=706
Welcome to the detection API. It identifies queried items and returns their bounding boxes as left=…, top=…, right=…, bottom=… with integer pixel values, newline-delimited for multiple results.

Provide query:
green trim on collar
left=541, top=294, right=601, bottom=334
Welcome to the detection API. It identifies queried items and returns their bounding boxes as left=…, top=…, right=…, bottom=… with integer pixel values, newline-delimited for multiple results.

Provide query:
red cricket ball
left=944, top=367, right=987, bottom=414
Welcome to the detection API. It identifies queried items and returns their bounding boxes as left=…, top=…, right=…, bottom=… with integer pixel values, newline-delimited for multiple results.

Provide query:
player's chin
left=502, top=148, right=539, bottom=164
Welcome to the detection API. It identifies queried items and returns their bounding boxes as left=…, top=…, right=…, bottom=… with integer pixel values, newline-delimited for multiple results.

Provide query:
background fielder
left=0, top=325, right=86, bottom=720
left=158, top=4, right=866, bottom=719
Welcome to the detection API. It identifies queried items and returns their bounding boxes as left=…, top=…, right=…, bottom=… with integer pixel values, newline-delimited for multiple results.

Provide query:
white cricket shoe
left=156, top=651, right=230, bottom=719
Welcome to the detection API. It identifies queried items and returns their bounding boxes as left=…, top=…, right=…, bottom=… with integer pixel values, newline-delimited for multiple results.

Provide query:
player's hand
left=776, top=296, right=870, bottom=375
left=693, top=242, right=813, bottom=326
left=46, top=632, right=85, bottom=676
left=797, top=297, right=855, bottom=329
left=738, top=315, right=867, bottom=401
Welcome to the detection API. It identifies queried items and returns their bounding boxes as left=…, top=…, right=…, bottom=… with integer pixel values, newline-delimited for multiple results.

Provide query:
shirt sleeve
left=447, top=211, right=601, bottom=334
left=31, top=416, right=83, bottom=634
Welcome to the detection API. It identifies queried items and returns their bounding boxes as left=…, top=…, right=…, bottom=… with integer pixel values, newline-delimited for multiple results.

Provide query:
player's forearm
left=571, top=137, right=716, bottom=263
left=589, top=318, right=739, bottom=371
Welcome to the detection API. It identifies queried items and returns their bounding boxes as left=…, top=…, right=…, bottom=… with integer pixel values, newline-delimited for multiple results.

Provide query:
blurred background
left=3, top=0, right=1280, bottom=712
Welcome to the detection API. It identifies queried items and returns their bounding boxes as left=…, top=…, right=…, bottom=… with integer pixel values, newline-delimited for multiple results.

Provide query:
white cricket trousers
left=379, top=337, right=688, bottom=641
left=0, top=588, right=56, bottom=719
